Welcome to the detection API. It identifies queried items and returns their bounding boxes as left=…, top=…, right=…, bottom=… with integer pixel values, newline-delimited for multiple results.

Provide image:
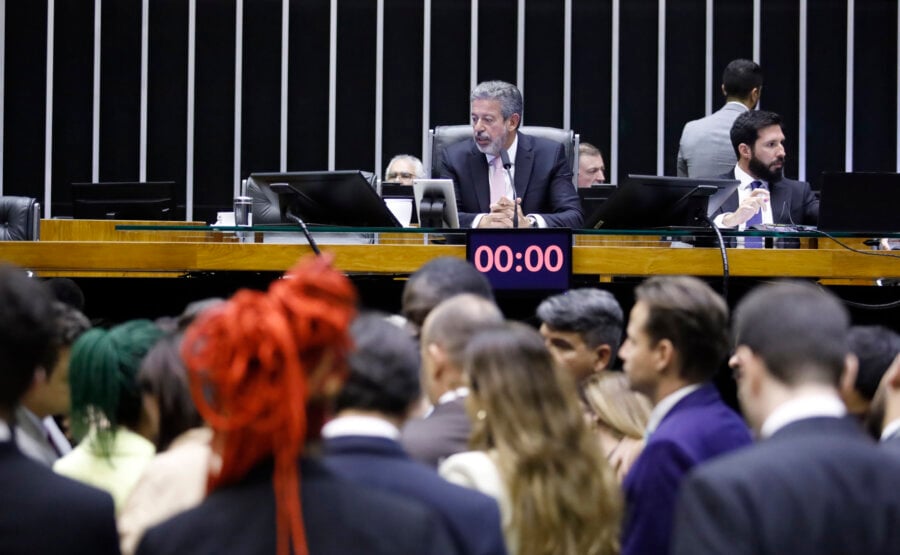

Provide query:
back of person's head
left=537, top=288, right=624, bottom=352
left=336, top=313, right=421, bottom=419
left=401, top=257, right=494, bottom=332
left=420, top=293, right=504, bottom=368
left=581, top=371, right=651, bottom=440
left=635, top=276, right=729, bottom=383
left=579, top=142, right=602, bottom=158
left=138, top=332, right=203, bottom=451
left=43, top=277, right=86, bottom=312
left=722, top=58, right=763, bottom=98
left=471, top=80, right=523, bottom=123
left=0, top=264, right=57, bottom=415
left=848, top=325, right=900, bottom=401
left=730, top=109, right=782, bottom=158
left=69, top=319, right=164, bottom=456
left=181, top=254, right=357, bottom=555
left=52, top=301, right=92, bottom=350
left=464, top=321, right=621, bottom=555
left=733, top=281, right=850, bottom=387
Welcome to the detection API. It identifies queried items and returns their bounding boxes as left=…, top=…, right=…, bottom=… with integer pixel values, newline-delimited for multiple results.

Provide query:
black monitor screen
left=247, top=171, right=401, bottom=227
left=585, top=174, right=738, bottom=230
left=71, top=182, right=177, bottom=220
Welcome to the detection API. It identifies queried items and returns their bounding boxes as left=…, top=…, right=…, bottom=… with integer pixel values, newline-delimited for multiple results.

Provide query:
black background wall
left=2, top=0, right=898, bottom=224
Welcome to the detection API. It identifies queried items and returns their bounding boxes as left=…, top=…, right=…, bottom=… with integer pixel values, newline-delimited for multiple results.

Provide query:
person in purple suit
left=618, top=276, right=752, bottom=555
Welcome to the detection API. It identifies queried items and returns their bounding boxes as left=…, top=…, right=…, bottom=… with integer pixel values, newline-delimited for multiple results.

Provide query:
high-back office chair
left=426, top=125, right=580, bottom=186
left=0, top=196, right=41, bottom=241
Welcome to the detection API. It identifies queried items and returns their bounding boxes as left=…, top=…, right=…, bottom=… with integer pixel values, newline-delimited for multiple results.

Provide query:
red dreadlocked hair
left=181, top=254, right=357, bottom=555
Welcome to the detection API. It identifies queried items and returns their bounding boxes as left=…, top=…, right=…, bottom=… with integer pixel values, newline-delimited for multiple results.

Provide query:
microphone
left=499, top=149, right=519, bottom=228
left=285, top=210, right=321, bottom=255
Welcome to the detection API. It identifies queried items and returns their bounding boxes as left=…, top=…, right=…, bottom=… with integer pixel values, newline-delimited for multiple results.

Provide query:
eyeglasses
left=387, top=171, right=416, bottom=180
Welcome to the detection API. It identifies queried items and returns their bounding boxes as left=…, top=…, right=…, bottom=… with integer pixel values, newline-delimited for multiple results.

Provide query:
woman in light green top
left=54, top=319, right=163, bottom=512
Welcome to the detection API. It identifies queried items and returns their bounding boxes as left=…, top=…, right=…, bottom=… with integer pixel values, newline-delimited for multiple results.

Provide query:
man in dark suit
left=875, top=344, right=900, bottom=454
left=323, top=314, right=507, bottom=555
left=619, top=276, right=752, bottom=555
left=0, top=264, right=119, bottom=554
left=402, top=294, right=505, bottom=467
left=437, top=80, right=582, bottom=229
left=672, top=281, right=900, bottom=555
left=713, top=109, right=818, bottom=230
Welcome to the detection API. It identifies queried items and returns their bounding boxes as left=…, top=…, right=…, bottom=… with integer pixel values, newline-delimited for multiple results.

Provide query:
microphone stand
left=499, top=149, right=518, bottom=228
left=285, top=210, right=321, bottom=255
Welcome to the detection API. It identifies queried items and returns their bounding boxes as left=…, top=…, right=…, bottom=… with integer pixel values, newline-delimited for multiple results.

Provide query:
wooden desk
left=2, top=239, right=897, bottom=281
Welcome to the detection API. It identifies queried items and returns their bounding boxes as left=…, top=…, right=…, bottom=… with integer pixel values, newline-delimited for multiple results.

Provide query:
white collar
left=437, top=386, right=469, bottom=406
left=724, top=101, right=750, bottom=111
left=880, top=418, right=900, bottom=443
left=321, top=415, right=400, bottom=440
left=0, top=420, right=10, bottom=442
left=760, top=393, right=846, bottom=439
left=734, top=163, right=767, bottom=190
left=486, top=133, right=519, bottom=167
left=646, top=383, right=703, bottom=436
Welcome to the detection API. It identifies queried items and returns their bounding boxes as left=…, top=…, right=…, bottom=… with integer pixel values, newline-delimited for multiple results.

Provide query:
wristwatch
left=526, top=215, right=538, bottom=228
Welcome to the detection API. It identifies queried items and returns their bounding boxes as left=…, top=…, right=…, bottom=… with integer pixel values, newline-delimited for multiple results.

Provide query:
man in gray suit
left=677, top=59, right=762, bottom=178
left=672, top=281, right=900, bottom=555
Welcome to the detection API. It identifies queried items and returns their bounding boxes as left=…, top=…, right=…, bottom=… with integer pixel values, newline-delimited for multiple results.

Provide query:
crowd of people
left=2, top=251, right=900, bottom=555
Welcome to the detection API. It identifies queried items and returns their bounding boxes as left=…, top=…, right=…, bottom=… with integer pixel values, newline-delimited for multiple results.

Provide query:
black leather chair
left=0, top=196, right=40, bottom=241
left=426, top=125, right=579, bottom=185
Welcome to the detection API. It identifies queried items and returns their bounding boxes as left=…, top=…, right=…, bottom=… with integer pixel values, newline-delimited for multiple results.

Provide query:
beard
left=748, top=152, right=784, bottom=183
left=474, top=131, right=506, bottom=156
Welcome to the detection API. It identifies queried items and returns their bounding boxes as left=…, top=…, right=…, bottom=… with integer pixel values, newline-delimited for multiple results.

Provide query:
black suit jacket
left=672, top=417, right=900, bottom=555
left=323, top=435, right=507, bottom=555
left=0, top=440, right=119, bottom=554
left=438, top=132, right=583, bottom=228
left=137, top=457, right=457, bottom=555
left=713, top=170, right=819, bottom=226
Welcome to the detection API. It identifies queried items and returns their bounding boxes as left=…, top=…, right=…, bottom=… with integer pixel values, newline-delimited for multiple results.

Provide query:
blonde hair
left=582, top=371, right=651, bottom=440
left=465, top=322, right=622, bottom=555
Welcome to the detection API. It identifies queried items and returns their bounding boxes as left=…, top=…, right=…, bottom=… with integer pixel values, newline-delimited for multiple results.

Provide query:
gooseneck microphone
left=499, top=148, right=518, bottom=228
left=285, top=210, right=321, bottom=255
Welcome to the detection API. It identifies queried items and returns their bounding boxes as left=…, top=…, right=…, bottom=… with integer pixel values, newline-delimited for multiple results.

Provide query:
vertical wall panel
left=240, top=0, right=281, bottom=176
left=148, top=0, right=188, bottom=214
left=287, top=0, right=329, bottom=171
left=383, top=0, right=425, bottom=163
left=193, top=0, right=236, bottom=223
left=571, top=0, right=612, bottom=172
left=760, top=0, right=801, bottom=179
left=664, top=0, right=706, bottom=176
left=806, top=0, right=847, bottom=186
left=477, top=0, right=517, bottom=84
left=3, top=1, right=47, bottom=198
left=429, top=0, right=471, bottom=127
left=852, top=0, right=897, bottom=171
left=98, top=0, right=141, bottom=181
left=50, top=0, right=93, bottom=216
left=712, top=1, right=754, bottom=109
left=335, top=0, right=376, bottom=170
left=523, top=0, right=564, bottom=126
left=618, top=1, right=658, bottom=177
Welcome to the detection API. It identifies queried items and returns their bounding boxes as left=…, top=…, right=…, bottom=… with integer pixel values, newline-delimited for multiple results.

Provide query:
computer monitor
left=818, top=172, right=900, bottom=233
left=584, top=174, right=739, bottom=230
left=578, top=184, right=617, bottom=220
left=71, top=181, right=178, bottom=220
left=412, top=179, right=460, bottom=228
left=380, top=182, right=418, bottom=225
left=246, top=170, right=401, bottom=227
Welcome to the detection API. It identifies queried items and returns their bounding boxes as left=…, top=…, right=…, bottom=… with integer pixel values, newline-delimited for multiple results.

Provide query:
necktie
left=745, top=180, right=765, bottom=248
left=489, top=156, right=506, bottom=204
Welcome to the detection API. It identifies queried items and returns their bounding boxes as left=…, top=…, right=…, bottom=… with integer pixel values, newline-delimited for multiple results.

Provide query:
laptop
left=818, top=172, right=900, bottom=233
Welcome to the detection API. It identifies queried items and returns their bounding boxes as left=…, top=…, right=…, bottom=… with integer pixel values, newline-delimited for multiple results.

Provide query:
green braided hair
left=69, top=319, right=164, bottom=460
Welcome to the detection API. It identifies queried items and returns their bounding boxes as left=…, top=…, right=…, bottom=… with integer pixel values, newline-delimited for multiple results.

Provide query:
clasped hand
left=479, top=196, right=529, bottom=228
left=723, top=188, right=770, bottom=227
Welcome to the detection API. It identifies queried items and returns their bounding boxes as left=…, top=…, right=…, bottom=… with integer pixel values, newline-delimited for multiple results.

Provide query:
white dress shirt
left=759, top=393, right=847, bottom=439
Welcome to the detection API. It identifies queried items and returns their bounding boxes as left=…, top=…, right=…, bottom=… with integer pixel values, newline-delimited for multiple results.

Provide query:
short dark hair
left=722, top=59, right=763, bottom=99
left=635, top=276, right=729, bottom=383
left=335, top=313, right=421, bottom=417
left=401, top=257, right=494, bottom=331
left=138, top=332, right=204, bottom=451
left=730, top=109, right=782, bottom=159
left=848, top=325, right=900, bottom=400
left=0, top=264, right=58, bottom=413
left=733, top=281, right=850, bottom=387
left=537, top=288, right=624, bottom=353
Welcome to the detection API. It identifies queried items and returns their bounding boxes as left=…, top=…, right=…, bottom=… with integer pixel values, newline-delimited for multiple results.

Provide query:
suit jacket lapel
left=467, top=144, right=491, bottom=211
left=514, top=132, right=533, bottom=199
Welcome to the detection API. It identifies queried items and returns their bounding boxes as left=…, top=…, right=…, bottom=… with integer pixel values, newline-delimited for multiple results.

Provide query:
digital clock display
left=466, top=228, right=572, bottom=291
